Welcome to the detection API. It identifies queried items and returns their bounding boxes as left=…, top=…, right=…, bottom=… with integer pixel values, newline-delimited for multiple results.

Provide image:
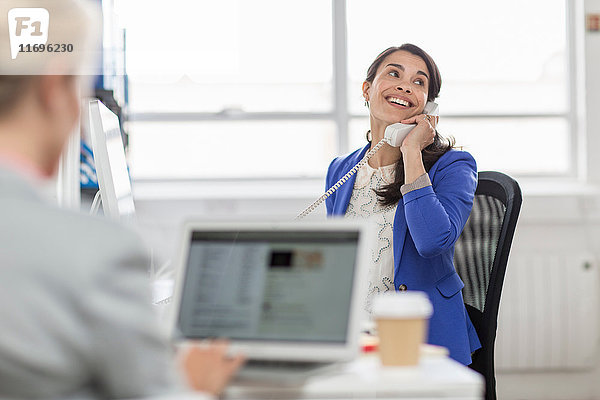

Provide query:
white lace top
left=345, top=161, right=398, bottom=314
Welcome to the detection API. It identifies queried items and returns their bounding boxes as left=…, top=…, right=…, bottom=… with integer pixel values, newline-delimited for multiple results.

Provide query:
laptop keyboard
left=245, top=359, right=327, bottom=371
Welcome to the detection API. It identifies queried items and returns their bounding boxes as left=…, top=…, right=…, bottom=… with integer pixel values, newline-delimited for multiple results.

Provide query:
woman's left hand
left=400, top=114, right=438, bottom=152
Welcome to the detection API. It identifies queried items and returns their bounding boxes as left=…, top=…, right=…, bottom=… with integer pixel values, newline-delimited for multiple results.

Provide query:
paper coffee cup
left=372, top=291, right=433, bottom=366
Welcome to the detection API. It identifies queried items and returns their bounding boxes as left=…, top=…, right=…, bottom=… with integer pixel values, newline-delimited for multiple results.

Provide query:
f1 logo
left=7, top=8, right=49, bottom=60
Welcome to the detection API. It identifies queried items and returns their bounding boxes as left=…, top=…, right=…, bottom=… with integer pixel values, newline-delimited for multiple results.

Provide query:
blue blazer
left=326, top=144, right=482, bottom=365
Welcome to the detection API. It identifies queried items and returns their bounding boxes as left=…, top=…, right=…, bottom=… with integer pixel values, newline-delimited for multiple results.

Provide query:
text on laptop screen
left=177, top=230, right=359, bottom=343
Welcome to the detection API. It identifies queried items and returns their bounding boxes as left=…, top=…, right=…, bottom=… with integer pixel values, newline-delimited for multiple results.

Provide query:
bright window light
left=347, top=0, right=567, bottom=116
left=111, top=0, right=571, bottom=179
left=115, top=0, right=332, bottom=113
left=127, top=120, right=336, bottom=179
left=349, top=117, right=569, bottom=176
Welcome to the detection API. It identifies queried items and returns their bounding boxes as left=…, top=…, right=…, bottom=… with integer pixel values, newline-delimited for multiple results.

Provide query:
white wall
left=585, top=0, right=600, bottom=186
left=490, top=1, right=600, bottom=398
left=495, top=192, right=600, bottom=400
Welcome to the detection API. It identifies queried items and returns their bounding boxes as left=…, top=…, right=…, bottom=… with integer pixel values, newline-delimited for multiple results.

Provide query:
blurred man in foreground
left=0, top=1, right=243, bottom=398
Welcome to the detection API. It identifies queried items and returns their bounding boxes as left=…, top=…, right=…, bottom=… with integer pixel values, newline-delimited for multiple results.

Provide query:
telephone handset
left=383, top=101, right=439, bottom=147
left=296, top=101, right=439, bottom=219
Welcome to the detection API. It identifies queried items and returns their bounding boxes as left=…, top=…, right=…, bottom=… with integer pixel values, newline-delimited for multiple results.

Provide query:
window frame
left=117, top=0, right=577, bottom=181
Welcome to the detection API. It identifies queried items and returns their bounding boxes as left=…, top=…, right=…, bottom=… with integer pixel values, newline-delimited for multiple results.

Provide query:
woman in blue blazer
left=325, top=44, right=481, bottom=365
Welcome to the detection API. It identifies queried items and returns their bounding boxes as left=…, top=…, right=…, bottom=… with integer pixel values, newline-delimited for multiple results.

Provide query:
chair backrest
left=454, top=171, right=522, bottom=400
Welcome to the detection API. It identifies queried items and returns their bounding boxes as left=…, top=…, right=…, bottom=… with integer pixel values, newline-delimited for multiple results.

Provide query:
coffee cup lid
left=372, top=291, right=433, bottom=319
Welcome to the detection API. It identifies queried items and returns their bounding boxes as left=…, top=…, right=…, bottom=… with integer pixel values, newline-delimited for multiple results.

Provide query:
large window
left=112, top=0, right=572, bottom=180
left=347, top=0, right=570, bottom=176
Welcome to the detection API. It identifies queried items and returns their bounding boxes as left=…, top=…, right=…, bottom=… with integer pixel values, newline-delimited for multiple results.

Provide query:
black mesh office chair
left=454, top=171, right=522, bottom=400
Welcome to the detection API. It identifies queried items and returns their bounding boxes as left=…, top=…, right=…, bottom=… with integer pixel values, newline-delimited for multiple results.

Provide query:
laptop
left=170, top=220, right=374, bottom=383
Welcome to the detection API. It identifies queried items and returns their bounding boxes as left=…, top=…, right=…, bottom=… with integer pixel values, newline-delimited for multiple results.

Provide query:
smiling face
left=363, top=50, right=430, bottom=125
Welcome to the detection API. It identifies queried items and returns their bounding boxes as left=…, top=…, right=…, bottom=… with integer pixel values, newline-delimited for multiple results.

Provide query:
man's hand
left=181, top=340, right=246, bottom=396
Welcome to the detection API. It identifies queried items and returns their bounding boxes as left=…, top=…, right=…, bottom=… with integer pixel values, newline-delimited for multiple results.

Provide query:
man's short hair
left=0, top=0, right=100, bottom=75
left=0, top=0, right=100, bottom=118
left=0, top=75, right=33, bottom=118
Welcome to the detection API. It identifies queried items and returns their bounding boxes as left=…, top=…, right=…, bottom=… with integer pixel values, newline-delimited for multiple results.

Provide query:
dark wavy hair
left=366, top=44, right=455, bottom=206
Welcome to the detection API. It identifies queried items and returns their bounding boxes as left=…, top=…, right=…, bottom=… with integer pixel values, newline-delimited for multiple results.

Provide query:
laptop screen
left=177, top=230, right=359, bottom=344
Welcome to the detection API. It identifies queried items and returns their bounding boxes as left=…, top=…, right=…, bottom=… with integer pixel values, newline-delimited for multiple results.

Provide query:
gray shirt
left=0, top=166, right=203, bottom=399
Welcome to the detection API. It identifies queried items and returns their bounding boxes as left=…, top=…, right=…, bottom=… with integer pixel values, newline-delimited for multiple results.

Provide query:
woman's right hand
left=399, top=114, right=437, bottom=152
left=181, top=340, right=246, bottom=396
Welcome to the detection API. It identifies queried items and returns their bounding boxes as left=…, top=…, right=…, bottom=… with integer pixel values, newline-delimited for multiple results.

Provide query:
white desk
left=152, top=280, right=483, bottom=399
left=225, top=354, right=484, bottom=400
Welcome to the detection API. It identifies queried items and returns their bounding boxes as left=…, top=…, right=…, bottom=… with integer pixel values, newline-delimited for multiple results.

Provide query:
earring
left=364, top=97, right=369, bottom=108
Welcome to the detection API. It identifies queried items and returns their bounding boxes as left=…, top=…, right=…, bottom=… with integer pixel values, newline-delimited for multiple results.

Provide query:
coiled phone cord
left=295, top=138, right=387, bottom=220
